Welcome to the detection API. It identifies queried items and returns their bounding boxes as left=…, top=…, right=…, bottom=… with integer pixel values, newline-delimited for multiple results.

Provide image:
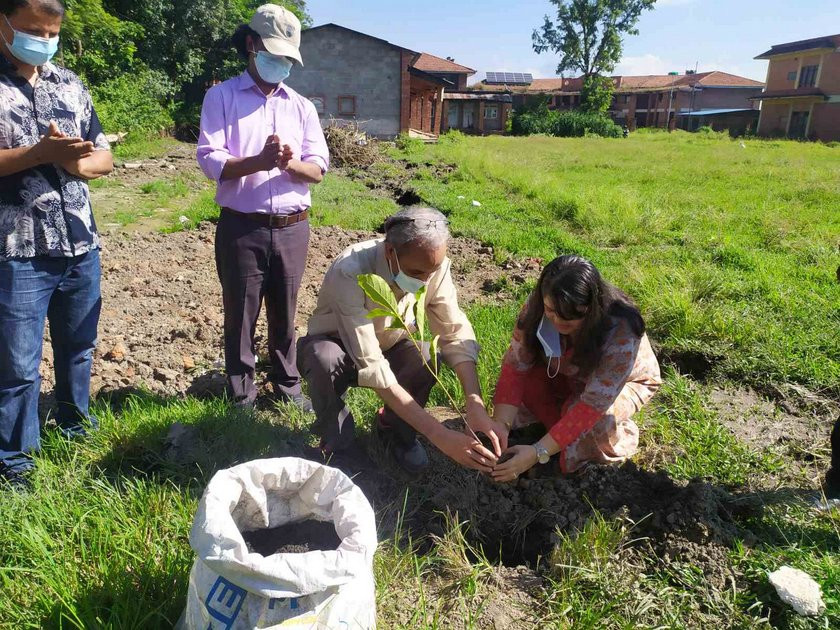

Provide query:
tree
left=533, top=0, right=656, bottom=112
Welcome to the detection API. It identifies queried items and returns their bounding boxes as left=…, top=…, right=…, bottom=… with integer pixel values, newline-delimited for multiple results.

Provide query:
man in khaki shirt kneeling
left=298, top=206, right=508, bottom=473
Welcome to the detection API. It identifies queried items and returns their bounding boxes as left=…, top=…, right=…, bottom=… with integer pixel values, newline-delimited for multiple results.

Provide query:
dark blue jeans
left=0, top=250, right=101, bottom=473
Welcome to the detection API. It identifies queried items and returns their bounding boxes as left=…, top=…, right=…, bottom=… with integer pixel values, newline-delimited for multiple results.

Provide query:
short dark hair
left=0, top=0, right=65, bottom=17
left=231, top=23, right=259, bottom=61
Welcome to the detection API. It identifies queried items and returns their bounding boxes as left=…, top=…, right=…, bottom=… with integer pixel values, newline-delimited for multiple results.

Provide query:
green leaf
left=366, top=308, right=393, bottom=320
left=357, top=274, right=399, bottom=314
left=430, top=334, right=440, bottom=374
left=414, top=285, right=427, bottom=343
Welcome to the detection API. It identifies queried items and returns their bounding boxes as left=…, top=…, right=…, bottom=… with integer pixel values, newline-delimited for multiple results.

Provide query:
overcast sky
left=305, top=0, right=840, bottom=83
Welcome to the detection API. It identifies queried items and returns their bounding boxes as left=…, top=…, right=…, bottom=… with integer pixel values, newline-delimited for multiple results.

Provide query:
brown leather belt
left=222, top=207, right=309, bottom=228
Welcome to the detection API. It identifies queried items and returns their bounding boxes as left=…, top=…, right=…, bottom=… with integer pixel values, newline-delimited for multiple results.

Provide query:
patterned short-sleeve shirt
left=0, top=54, right=110, bottom=260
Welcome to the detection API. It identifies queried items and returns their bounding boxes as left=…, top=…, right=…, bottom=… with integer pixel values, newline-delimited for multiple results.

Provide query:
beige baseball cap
left=249, top=4, right=303, bottom=65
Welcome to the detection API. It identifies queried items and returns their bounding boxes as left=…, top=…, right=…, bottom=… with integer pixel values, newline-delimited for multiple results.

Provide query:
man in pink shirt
left=197, top=4, right=328, bottom=410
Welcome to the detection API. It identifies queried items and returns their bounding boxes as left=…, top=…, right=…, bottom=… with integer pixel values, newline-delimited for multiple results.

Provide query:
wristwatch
left=532, top=443, right=550, bottom=465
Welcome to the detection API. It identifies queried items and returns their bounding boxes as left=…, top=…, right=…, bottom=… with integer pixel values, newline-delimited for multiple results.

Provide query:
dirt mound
left=423, top=460, right=755, bottom=565
left=36, top=221, right=535, bottom=413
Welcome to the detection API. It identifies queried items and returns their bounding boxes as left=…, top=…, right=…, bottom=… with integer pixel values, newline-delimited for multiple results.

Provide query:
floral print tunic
left=494, top=293, right=662, bottom=453
left=0, top=55, right=109, bottom=260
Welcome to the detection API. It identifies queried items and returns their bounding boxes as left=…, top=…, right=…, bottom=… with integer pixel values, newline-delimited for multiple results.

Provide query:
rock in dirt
left=154, top=367, right=179, bottom=383
left=768, top=566, right=826, bottom=616
left=241, top=520, right=341, bottom=556
left=104, top=341, right=128, bottom=362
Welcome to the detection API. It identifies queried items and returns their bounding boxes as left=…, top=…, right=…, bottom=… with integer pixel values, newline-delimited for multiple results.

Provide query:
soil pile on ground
left=422, top=459, right=758, bottom=564
left=242, top=519, right=341, bottom=556
left=36, top=220, right=535, bottom=410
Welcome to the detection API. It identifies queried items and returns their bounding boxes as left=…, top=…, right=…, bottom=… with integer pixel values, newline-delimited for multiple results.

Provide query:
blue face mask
left=2, top=16, right=59, bottom=67
left=390, top=250, right=427, bottom=295
left=253, top=51, right=292, bottom=85
left=536, top=316, right=563, bottom=378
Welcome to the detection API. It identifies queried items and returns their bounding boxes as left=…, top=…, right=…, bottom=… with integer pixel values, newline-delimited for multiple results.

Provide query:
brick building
left=477, top=71, right=764, bottom=134
left=752, top=34, right=840, bottom=141
left=284, top=24, right=508, bottom=139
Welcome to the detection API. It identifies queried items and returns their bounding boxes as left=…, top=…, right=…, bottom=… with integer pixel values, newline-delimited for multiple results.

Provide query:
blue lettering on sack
left=269, top=597, right=300, bottom=610
left=204, top=576, right=247, bottom=629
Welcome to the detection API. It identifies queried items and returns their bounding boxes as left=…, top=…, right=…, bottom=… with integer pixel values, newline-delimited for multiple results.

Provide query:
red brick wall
left=811, top=102, right=840, bottom=141
left=818, top=52, right=840, bottom=94
left=758, top=102, right=789, bottom=136
left=767, top=57, right=799, bottom=90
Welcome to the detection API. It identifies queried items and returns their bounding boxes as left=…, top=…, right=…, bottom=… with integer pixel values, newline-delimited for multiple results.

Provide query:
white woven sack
left=179, top=457, right=377, bottom=629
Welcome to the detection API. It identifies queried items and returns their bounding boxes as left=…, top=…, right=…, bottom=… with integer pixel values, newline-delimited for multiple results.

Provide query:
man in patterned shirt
left=0, top=0, right=113, bottom=488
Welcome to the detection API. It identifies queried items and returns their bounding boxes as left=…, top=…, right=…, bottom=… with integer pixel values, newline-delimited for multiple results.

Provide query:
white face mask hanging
left=536, top=315, right=563, bottom=378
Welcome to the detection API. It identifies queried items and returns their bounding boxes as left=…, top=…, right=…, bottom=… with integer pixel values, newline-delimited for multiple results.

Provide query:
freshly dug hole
left=242, top=519, right=342, bottom=556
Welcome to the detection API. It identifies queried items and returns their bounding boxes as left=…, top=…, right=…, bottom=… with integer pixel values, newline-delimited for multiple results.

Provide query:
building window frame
left=308, top=95, right=326, bottom=114
left=787, top=70, right=797, bottom=82
left=337, top=95, right=357, bottom=116
left=484, top=104, right=499, bottom=119
left=798, top=65, right=818, bottom=88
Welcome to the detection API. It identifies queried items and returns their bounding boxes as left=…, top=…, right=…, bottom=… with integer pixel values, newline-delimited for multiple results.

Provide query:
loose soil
left=36, top=221, right=535, bottom=410
left=242, top=519, right=341, bottom=556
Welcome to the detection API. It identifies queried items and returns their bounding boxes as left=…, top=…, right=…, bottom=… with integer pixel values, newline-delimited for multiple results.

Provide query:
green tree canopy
left=532, top=0, right=657, bottom=111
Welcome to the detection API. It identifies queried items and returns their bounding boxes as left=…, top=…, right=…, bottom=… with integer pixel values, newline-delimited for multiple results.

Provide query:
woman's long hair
left=519, top=255, right=645, bottom=375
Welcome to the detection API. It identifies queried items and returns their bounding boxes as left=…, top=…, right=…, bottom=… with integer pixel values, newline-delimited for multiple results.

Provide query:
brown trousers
left=215, top=209, right=309, bottom=405
left=297, top=335, right=436, bottom=452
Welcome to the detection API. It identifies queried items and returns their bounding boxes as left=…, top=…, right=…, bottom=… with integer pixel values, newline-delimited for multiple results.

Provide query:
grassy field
left=1, top=131, right=838, bottom=629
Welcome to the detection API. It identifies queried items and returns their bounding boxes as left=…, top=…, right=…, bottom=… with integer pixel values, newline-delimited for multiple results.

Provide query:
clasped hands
left=258, top=134, right=294, bottom=171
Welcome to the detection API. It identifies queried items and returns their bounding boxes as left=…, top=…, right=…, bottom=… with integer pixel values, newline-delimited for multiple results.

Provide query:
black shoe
left=376, top=415, right=429, bottom=474
left=825, top=467, right=840, bottom=500
left=56, top=415, right=100, bottom=440
left=276, top=392, right=313, bottom=413
left=392, top=439, right=430, bottom=474
left=1, top=465, right=33, bottom=491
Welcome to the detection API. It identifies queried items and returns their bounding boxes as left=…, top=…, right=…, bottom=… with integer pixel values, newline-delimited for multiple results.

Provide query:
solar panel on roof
left=485, top=71, right=533, bottom=85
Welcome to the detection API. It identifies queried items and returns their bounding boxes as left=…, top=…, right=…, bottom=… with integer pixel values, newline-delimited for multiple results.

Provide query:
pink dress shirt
left=196, top=71, right=329, bottom=215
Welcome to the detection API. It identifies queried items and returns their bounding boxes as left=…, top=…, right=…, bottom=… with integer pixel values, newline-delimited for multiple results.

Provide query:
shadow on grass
left=91, top=386, right=315, bottom=493
left=41, top=559, right=190, bottom=630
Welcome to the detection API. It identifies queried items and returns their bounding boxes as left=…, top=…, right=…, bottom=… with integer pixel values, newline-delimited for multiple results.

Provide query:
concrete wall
left=286, top=26, right=402, bottom=137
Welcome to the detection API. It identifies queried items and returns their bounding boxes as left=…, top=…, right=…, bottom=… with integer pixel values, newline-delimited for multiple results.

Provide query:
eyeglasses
left=388, top=217, right=450, bottom=230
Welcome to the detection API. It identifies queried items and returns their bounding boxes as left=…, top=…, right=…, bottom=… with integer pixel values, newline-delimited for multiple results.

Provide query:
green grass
left=380, top=132, right=839, bottom=398
left=4, top=133, right=839, bottom=628
left=111, top=136, right=184, bottom=162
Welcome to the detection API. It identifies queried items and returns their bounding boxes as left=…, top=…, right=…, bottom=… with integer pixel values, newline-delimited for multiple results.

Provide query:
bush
left=511, top=107, right=622, bottom=139
left=92, top=67, right=175, bottom=134
left=395, top=134, right=425, bottom=153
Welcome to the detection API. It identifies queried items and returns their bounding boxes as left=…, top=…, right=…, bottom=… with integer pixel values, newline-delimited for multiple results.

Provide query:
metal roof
left=677, top=108, right=758, bottom=117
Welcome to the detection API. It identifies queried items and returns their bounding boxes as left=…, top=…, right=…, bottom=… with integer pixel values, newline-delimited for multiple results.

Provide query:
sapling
left=357, top=273, right=482, bottom=444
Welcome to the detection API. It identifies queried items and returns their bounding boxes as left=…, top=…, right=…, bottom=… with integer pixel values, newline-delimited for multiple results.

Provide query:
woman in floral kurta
left=491, top=255, right=661, bottom=482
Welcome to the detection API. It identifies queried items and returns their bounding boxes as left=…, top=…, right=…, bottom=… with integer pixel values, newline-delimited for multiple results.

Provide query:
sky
left=305, top=0, right=840, bottom=83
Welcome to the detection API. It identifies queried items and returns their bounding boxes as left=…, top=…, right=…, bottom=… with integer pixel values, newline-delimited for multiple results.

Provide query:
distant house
left=475, top=71, right=764, bottom=135
left=752, top=34, right=840, bottom=141
left=284, top=24, right=508, bottom=139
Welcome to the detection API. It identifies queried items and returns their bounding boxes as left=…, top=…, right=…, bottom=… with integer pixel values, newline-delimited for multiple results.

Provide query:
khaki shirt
left=306, top=239, right=480, bottom=389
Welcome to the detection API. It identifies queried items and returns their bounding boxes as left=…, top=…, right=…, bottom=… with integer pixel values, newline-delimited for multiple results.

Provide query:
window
left=484, top=105, right=499, bottom=119
left=308, top=95, right=325, bottom=114
left=798, top=65, right=818, bottom=88
left=787, top=71, right=798, bottom=81
left=337, top=95, right=356, bottom=116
